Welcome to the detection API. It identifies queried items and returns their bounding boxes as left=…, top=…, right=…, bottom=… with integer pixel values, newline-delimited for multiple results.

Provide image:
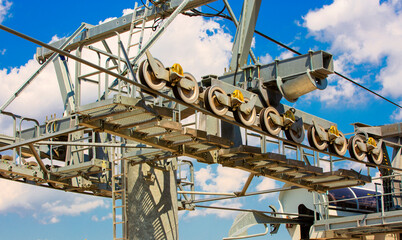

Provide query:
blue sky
left=1, top=0, right=402, bottom=239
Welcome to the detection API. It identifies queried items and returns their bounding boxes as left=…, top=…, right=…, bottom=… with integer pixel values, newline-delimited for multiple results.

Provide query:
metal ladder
left=111, top=146, right=128, bottom=240
left=124, top=0, right=151, bottom=98
left=126, top=1, right=150, bottom=57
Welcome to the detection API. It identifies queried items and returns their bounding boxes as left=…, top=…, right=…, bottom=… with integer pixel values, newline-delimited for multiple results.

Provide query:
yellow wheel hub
left=170, top=63, right=183, bottom=76
left=328, top=125, right=340, bottom=137
left=367, top=137, right=377, bottom=148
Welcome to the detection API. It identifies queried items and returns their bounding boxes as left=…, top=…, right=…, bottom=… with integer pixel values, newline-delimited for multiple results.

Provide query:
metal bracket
left=290, top=118, right=303, bottom=132
left=334, top=135, right=346, bottom=145
left=269, top=112, right=283, bottom=126
left=145, top=50, right=196, bottom=91
left=356, top=141, right=368, bottom=153
left=145, top=50, right=169, bottom=80
left=214, top=91, right=231, bottom=107
left=269, top=205, right=280, bottom=234
left=313, top=120, right=329, bottom=142
left=239, top=94, right=258, bottom=114
left=177, top=77, right=196, bottom=91
left=178, top=201, right=195, bottom=211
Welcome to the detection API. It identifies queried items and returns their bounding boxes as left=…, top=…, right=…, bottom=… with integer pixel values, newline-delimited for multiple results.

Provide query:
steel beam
left=53, top=56, right=75, bottom=114
left=28, top=143, right=48, bottom=175
left=36, top=0, right=217, bottom=61
left=229, top=0, right=261, bottom=71
left=0, top=24, right=86, bottom=111
left=36, top=141, right=146, bottom=148
left=0, top=125, right=86, bottom=152
left=222, top=50, right=333, bottom=85
left=237, top=173, right=254, bottom=196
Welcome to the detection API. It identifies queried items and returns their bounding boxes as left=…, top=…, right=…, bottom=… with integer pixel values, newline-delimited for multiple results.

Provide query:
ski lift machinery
left=0, top=0, right=402, bottom=239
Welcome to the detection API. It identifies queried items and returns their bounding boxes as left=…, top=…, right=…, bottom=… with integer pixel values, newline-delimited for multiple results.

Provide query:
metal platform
left=77, top=95, right=371, bottom=193
left=219, top=145, right=370, bottom=192
left=311, top=209, right=402, bottom=239
left=0, top=94, right=372, bottom=195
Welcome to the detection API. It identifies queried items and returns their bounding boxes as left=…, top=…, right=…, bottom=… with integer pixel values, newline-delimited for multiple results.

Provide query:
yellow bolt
left=367, top=137, right=377, bottom=147
left=170, top=63, right=183, bottom=76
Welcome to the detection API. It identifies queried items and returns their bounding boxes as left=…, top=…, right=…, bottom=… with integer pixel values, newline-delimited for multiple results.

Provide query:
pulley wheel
left=348, top=135, right=366, bottom=161
left=260, top=107, right=281, bottom=136
left=307, top=125, right=328, bottom=151
left=173, top=73, right=199, bottom=104
left=367, top=146, right=383, bottom=165
left=204, top=86, right=229, bottom=116
left=328, top=131, right=347, bottom=156
left=285, top=122, right=305, bottom=144
left=234, top=98, right=256, bottom=126
left=138, top=59, right=166, bottom=91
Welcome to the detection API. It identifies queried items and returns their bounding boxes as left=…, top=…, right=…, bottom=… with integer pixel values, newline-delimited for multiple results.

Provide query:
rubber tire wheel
left=234, top=98, right=256, bottom=126
left=367, top=146, right=383, bottom=165
left=328, top=131, right=347, bottom=156
left=285, top=122, right=305, bottom=144
left=348, top=135, right=366, bottom=161
left=259, top=107, right=281, bottom=136
left=138, top=59, right=166, bottom=91
left=204, top=86, right=229, bottom=116
left=307, top=125, right=328, bottom=151
left=173, top=72, right=199, bottom=104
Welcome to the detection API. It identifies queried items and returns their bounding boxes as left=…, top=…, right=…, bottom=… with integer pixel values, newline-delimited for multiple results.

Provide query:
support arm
left=229, top=0, right=261, bottom=71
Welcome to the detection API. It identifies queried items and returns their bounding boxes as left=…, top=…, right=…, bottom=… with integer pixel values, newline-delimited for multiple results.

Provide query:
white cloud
left=0, top=0, right=12, bottom=24
left=42, top=197, right=108, bottom=216
left=98, top=17, right=117, bottom=25
left=0, top=179, right=109, bottom=224
left=317, top=156, right=331, bottom=172
left=91, top=213, right=116, bottom=222
left=152, top=14, right=233, bottom=80
left=122, top=8, right=133, bottom=16
left=278, top=51, right=295, bottom=60
left=302, top=55, right=369, bottom=107
left=342, top=158, right=367, bottom=173
left=49, top=216, right=60, bottom=224
left=308, top=75, right=363, bottom=107
left=195, top=165, right=249, bottom=193
left=35, top=215, right=60, bottom=225
left=392, top=101, right=402, bottom=120
left=0, top=57, right=63, bottom=134
left=303, top=0, right=402, bottom=102
left=0, top=49, right=5, bottom=55
left=49, top=35, right=61, bottom=44
left=260, top=53, right=273, bottom=64
left=182, top=165, right=250, bottom=219
left=255, top=177, right=279, bottom=201
left=186, top=199, right=243, bottom=219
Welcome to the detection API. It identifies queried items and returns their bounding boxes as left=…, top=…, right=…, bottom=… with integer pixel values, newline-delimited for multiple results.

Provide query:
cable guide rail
left=0, top=90, right=381, bottom=195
